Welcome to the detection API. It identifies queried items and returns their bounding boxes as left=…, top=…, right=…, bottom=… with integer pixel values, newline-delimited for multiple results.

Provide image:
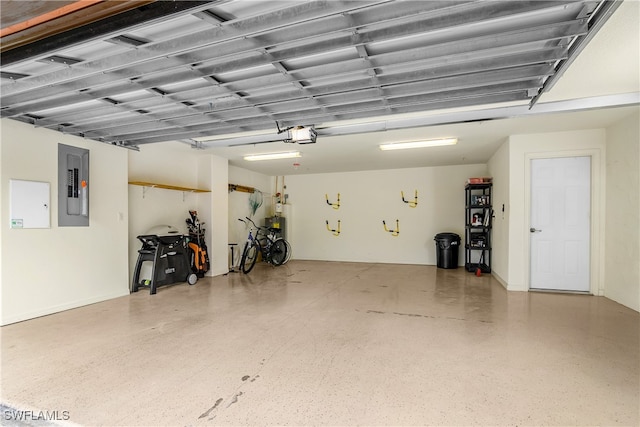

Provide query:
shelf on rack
left=465, top=182, right=492, bottom=274
left=465, top=182, right=492, bottom=189
left=128, top=181, right=210, bottom=193
left=465, top=262, right=491, bottom=273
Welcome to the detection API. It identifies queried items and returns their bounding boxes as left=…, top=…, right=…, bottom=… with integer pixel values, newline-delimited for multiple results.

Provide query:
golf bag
left=186, top=210, right=210, bottom=277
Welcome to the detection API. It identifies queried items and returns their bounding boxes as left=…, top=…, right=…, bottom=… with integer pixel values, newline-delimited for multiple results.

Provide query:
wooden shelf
left=129, top=181, right=210, bottom=193
left=228, top=183, right=255, bottom=193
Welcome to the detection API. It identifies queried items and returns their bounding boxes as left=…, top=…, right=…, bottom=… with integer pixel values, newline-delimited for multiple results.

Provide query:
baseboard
left=492, top=271, right=508, bottom=290
left=1, top=290, right=129, bottom=326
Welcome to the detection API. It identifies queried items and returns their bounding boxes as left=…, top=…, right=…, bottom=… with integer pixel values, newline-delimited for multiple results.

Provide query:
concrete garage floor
left=1, top=260, right=638, bottom=426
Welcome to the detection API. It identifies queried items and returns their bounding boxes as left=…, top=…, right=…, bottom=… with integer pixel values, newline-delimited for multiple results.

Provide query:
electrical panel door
left=58, top=144, right=89, bottom=226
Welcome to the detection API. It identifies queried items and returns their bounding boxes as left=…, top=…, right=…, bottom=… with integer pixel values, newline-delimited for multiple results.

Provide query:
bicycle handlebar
left=242, top=217, right=269, bottom=233
left=245, top=216, right=259, bottom=228
left=239, top=217, right=259, bottom=228
left=239, top=217, right=281, bottom=239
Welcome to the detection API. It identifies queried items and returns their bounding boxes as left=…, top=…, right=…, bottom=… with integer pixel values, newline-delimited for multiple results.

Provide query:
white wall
left=1, top=119, right=129, bottom=325
left=487, top=139, right=510, bottom=287
left=128, top=143, right=230, bottom=280
left=203, top=155, right=229, bottom=276
left=127, top=144, right=202, bottom=243
left=284, top=164, right=487, bottom=264
left=128, top=144, right=202, bottom=285
left=604, top=112, right=640, bottom=311
left=0, top=122, right=3, bottom=322
left=506, top=129, right=606, bottom=293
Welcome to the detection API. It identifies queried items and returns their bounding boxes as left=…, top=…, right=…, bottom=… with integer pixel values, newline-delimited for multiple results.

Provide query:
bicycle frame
left=245, top=217, right=274, bottom=261
left=238, top=217, right=289, bottom=273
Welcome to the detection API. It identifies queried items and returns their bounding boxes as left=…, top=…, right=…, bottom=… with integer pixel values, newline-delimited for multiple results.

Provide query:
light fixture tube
left=379, top=138, right=458, bottom=151
left=244, top=151, right=301, bottom=161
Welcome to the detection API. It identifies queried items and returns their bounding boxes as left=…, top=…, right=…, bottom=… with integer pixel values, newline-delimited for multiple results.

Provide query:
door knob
left=530, top=227, right=542, bottom=233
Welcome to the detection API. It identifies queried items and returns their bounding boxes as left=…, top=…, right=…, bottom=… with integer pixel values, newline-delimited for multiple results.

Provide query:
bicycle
left=238, top=217, right=290, bottom=273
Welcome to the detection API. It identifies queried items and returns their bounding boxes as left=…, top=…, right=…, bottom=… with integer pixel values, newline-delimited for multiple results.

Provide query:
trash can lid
left=434, top=232, right=460, bottom=241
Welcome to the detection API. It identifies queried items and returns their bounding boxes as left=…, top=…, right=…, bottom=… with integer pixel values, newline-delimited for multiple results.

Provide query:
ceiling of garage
left=1, top=0, right=638, bottom=175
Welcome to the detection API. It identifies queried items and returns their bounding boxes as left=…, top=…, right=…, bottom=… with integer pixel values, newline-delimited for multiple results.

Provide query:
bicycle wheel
left=240, top=241, right=259, bottom=274
left=282, top=239, right=292, bottom=264
left=269, top=238, right=288, bottom=266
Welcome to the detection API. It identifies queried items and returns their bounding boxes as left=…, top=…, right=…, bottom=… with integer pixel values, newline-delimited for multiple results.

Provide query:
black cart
left=131, top=226, right=197, bottom=295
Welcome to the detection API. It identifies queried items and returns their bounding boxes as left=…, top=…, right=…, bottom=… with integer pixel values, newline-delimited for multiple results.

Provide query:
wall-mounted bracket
left=142, top=185, right=152, bottom=199
left=325, top=219, right=341, bottom=236
left=229, top=183, right=255, bottom=193
left=325, top=192, right=340, bottom=209
left=401, top=190, right=418, bottom=207
left=383, top=219, right=400, bottom=236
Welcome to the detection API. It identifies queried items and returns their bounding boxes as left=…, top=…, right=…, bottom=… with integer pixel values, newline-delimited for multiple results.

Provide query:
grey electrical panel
left=58, top=144, right=89, bottom=227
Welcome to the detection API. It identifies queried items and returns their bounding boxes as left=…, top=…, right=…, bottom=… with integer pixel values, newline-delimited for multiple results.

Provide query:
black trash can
left=434, top=232, right=460, bottom=269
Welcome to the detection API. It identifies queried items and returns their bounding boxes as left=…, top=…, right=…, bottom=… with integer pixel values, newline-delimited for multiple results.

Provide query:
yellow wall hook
left=325, top=193, right=340, bottom=209
left=325, top=219, right=341, bottom=236
left=401, top=190, right=418, bottom=207
left=383, top=219, right=400, bottom=236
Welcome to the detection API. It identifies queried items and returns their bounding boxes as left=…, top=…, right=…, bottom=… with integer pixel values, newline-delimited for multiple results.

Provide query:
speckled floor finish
left=1, top=261, right=638, bottom=426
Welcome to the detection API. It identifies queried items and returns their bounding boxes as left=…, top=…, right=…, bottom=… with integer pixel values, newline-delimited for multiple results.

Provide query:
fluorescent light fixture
left=244, top=151, right=301, bottom=161
left=379, top=138, right=458, bottom=151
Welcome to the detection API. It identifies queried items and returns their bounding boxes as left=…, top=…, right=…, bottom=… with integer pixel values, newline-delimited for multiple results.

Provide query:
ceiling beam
left=1, top=19, right=583, bottom=120
left=1, top=1, right=391, bottom=98
left=530, top=0, right=622, bottom=107
left=1, top=1, right=574, bottom=104
left=193, top=93, right=640, bottom=148
left=1, top=1, right=213, bottom=60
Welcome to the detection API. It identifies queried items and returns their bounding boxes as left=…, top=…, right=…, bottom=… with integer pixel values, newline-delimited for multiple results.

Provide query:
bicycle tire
left=269, top=238, right=288, bottom=266
left=282, top=239, right=292, bottom=264
left=240, top=241, right=259, bottom=274
left=238, top=242, right=250, bottom=272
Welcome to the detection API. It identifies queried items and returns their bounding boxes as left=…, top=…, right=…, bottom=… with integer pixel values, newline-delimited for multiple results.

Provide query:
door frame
left=524, top=149, right=604, bottom=295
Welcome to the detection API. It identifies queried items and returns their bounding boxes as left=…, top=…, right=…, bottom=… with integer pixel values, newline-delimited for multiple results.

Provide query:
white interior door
left=530, top=157, right=591, bottom=292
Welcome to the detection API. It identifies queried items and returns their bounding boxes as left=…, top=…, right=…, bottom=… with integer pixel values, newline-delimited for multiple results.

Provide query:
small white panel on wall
left=10, top=179, right=51, bottom=229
